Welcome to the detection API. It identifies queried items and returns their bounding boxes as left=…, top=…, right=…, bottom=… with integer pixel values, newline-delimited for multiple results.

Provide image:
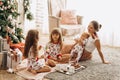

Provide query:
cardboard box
left=0, top=52, right=8, bottom=70
left=0, top=39, right=10, bottom=52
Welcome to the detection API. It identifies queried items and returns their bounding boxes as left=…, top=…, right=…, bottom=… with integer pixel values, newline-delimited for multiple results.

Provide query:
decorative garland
left=23, top=0, right=33, bottom=20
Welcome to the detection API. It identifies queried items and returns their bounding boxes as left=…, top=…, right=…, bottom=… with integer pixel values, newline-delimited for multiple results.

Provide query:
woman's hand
left=103, top=61, right=110, bottom=64
left=95, top=39, right=110, bottom=64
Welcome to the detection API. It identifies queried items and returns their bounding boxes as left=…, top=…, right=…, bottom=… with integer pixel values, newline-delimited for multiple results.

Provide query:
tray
left=56, top=65, right=87, bottom=75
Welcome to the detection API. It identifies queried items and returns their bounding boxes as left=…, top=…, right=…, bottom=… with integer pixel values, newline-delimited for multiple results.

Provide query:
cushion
left=60, top=10, right=78, bottom=25
left=61, top=44, right=74, bottom=54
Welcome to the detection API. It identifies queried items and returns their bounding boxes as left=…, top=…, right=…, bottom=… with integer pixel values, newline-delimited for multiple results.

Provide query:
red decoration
left=0, top=1, right=3, bottom=6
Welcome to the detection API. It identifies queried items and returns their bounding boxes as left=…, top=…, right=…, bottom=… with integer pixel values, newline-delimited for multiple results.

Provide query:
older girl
left=24, top=29, right=51, bottom=74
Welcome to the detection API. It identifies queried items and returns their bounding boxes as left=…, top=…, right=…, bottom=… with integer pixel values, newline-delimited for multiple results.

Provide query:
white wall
left=24, top=0, right=36, bottom=36
left=67, top=0, right=120, bottom=47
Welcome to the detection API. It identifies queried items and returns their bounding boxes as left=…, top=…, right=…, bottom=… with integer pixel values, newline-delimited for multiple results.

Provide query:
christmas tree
left=0, top=0, right=24, bottom=43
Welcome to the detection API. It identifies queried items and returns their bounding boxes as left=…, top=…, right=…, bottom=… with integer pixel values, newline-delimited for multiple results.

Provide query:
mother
left=79, top=20, right=108, bottom=64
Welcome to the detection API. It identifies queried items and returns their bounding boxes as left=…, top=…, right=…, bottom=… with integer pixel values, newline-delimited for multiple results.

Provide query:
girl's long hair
left=49, top=28, right=63, bottom=49
left=24, top=29, right=39, bottom=58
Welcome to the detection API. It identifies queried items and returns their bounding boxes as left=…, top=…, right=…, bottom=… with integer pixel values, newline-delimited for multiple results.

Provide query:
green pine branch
left=0, top=0, right=24, bottom=43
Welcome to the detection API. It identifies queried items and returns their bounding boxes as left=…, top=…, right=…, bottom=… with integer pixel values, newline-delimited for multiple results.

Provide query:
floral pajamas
left=27, top=47, right=45, bottom=70
left=70, top=43, right=83, bottom=62
left=28, top=58, right=45, bottom=70
left=45, top=43, right=61, bottom=59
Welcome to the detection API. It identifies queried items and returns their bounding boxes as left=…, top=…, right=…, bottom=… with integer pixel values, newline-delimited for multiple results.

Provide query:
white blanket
left=15, top=59, right=55, bottom=80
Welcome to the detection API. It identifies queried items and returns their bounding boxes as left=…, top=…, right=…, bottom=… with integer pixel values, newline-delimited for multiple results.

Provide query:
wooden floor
left=0, top=70, right=25, bottom=80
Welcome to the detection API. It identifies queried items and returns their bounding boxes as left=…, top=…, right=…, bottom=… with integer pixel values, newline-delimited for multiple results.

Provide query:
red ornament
left=0, top=1, right=3, bottom=6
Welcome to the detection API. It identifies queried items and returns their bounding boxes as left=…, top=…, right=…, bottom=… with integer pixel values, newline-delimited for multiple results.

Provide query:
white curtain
left=48, top=0, right=66, bottom=16
left=67, top=0, right=120, bottom=47
left=24, top=0, right=49, bottom=35
left=37, top=0, right=49, bottom=34
left=24, top=0, right=36, bottom=35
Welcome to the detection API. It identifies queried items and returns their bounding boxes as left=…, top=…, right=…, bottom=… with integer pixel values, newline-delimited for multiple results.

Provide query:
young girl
left=70, top=32, right=89, bottom=68
left=45, top=29, right=70, bottom=67
left=24, top=29, right=51, bottom=74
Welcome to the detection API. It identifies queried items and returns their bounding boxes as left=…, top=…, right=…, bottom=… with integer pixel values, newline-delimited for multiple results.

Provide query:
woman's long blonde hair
left=24, top=29, right=39, bottom=58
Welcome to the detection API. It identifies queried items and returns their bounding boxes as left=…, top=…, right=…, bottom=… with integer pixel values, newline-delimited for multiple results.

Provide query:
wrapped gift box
left=0, top=52, right=8, bottom=70
left=0, top=39, right=10, bottom=69
left=7, top=48, right=22, bottom=70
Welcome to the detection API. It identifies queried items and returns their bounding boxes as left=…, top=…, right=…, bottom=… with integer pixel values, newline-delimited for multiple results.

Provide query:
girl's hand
left=39, top=55, right=45, bottom=59
left=46, top=49, right=50, bottom=53
left=57, top=56, right=62, bottom=61
left=38, top=45, right=42, bottom=50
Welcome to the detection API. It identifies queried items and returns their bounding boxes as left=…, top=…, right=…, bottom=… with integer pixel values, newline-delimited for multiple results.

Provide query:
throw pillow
left=60, top=10, right=78, bottom=25
left=61, top=44, right=74, bottom=54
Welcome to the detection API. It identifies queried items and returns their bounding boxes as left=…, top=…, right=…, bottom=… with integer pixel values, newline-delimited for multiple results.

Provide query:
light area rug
left=15, top=59, right=55, bottom=80
left=44, top=46, right=120, bottom=80
left=16, top=69, right=54, bottom=80
left=15, top=59, right=86, bottom=80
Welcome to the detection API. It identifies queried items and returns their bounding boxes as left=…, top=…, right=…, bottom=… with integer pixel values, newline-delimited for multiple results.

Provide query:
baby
left=70, top=32, right=89, bottom=68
